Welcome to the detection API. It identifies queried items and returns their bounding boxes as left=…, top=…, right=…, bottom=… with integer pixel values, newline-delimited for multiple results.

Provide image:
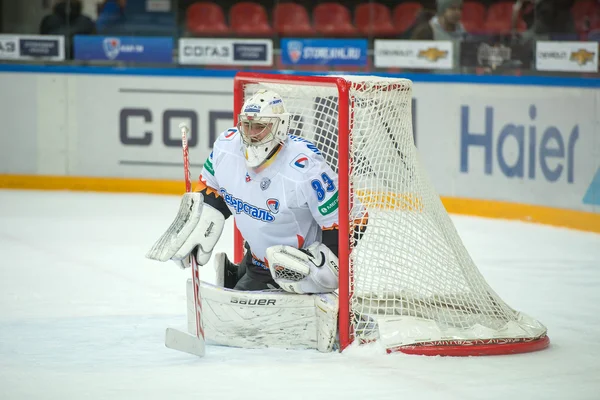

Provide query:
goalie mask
left=238, top=90, right=290, bottom=169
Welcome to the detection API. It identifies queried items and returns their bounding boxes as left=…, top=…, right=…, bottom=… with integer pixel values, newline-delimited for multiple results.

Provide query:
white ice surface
left=1, top=190, right=599, bottom=400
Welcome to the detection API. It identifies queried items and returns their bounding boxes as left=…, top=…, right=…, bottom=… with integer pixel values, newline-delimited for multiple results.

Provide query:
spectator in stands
left=401, top=9, right=436, bottom=39
left=513, top=0, right=576, bottom=41
left=96, top=0, right=127, bottom=33
left=40, top=0, right=96, bottom=58
left=410, top=0, right=466, bottom=71
left=411, top=0, right=466, bottom=41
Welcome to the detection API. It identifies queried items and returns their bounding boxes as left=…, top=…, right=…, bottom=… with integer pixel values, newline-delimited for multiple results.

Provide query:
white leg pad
left=186, top=279, right=339, bottom=352
left=315, top=292, right=339, bottom=352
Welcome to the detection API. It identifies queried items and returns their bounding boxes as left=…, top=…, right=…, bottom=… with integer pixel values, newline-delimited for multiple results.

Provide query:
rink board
left=0, top=65, right=598, bottom=233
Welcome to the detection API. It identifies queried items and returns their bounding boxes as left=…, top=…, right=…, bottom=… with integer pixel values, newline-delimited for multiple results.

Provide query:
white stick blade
left=165, top=328, right=205, bottom=357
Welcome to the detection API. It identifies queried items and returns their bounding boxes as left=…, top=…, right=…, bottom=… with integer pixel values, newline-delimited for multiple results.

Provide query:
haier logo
left=583, top=168, right=600, bottom=206
left=460, top=105, right=579, bottom=183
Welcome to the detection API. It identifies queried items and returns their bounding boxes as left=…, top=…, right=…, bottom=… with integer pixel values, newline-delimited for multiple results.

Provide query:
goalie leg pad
left=146, top=192, right=225, bottom=267
left=186, top=280, right=339, bottom=352
left=265, top=242, right=339, bottom=294
left=315, top=292, right=339, bottom=352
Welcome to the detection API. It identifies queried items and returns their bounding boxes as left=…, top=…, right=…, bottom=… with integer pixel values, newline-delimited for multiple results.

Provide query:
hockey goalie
left=147, top=90, right=359, bottom=352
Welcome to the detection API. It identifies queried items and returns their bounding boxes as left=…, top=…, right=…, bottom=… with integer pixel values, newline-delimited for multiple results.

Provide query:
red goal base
left=387, top=335, right=550, bottom=356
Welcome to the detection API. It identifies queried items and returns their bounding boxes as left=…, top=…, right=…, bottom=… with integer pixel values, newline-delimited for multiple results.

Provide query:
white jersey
left=199, top=128, right=339, bottom=265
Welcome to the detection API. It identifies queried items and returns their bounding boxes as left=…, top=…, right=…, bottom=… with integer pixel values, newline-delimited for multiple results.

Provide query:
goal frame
left=233, top=72, right=354, bottom=351
left=232, top=72, right=550, bottom=356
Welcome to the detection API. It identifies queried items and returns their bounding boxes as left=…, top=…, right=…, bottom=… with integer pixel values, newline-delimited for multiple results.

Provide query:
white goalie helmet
left=238, top=89, right=291, bottom=169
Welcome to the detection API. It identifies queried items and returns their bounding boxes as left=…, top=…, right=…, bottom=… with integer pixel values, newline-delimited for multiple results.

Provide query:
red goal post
left=233, top=72, right=355, bottom=351
left=232, top=72, right=550, bottom=356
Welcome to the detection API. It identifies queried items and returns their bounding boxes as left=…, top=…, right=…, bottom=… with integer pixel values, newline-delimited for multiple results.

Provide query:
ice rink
left=1, top=189, right=599, bottom=400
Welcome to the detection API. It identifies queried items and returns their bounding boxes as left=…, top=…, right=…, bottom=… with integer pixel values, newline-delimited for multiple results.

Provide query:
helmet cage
left=237, top=115, right=282, bottom=148
left=238, top=90, right=290, bottom=169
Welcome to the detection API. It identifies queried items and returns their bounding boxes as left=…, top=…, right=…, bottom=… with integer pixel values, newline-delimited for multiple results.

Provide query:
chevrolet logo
left=570, top=49, right=595, bottom=65
left=418, top=47, right=448, bottom=62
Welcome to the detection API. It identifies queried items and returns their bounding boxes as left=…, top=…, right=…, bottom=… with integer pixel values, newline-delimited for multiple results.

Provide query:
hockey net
left=233, top=72, right=549, bottom=356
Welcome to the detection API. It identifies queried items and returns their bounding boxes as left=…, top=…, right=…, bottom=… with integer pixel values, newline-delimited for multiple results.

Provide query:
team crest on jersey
left=221, top=128, right=238, bottom=141
left=260, top=178, right=271, bottom=191
left=290, top=154, right=310, bottom=170
left=245, top=173, right=251, bottom=182
left=266, top=198, right=280, bottom=214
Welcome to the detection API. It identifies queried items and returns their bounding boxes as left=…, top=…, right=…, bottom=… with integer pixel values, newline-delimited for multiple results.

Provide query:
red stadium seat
left=186, top=2, right=230, bottom=36
left=274, top=3, right=315, bottom=36
left=461, top=1, right=486, bottom=33
left=229, top=2, right=274, bottom=36
left=354, top=3, right=398, bottom=36
left=572, top=0, right=600, bottom=33
left=593, top=14, right=600, bottom=31
left=392, top=2, right=423, bottom=34
left=313, top=2, right=358, bottom=36
left=485, top=1, right=526, bottom=34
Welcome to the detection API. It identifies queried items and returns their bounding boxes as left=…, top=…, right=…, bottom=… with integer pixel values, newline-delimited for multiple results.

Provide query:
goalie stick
left=164, top=122, right=206, bottom=358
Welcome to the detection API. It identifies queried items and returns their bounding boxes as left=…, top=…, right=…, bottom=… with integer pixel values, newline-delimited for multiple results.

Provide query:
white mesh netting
left=240, top=75, right=548, bottom=350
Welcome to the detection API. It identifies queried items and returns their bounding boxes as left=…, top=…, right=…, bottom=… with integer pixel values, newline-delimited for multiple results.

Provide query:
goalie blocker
left=187, top=253, right=339, bottom=352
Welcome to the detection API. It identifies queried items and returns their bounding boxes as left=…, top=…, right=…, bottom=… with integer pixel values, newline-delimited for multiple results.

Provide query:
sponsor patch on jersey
left=220, top=188, right=275, bottom=222
left=203, top=157, right=214, bottom=176
left=290, top=154, right=310, bottom=170
left=220, top=128, right=238, bottom=141
left=266, top=198, right=280, bottom=214
left=318, top=191, right=338, bottom=216
left=244, top=104, right=261, bottom=113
